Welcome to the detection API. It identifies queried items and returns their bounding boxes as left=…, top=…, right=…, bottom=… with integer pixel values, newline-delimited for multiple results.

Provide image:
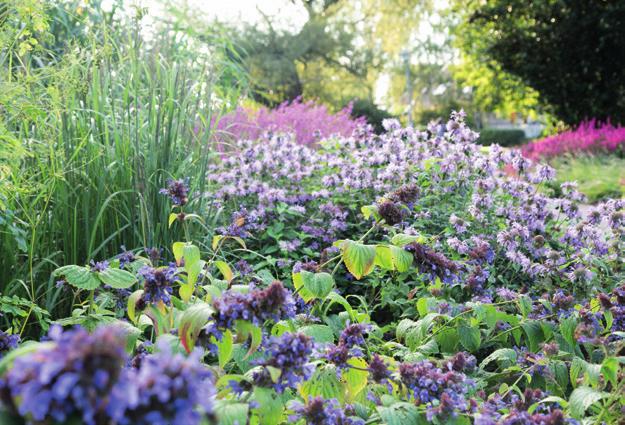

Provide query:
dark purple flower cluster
left=253, top=332, right=314, bottom=393
left=212, top=281, right=296, bottom=329
left=399, top=360, right=473, bottom=420
left=108, top=340, right=215, bottom=425
left=0, top=325, right=127, bottom=425
left=118, top=246, right=137, bottom=269
left=0, top=330, right=19, bottom=359
left=406, top=242, right=458, bottom=284
left=217, top=208, right=259, bottom=238
left=289, top=396, right=364, bottom=425
left=367, top=354, right=392, bottom=389
left=339, top=323, right=369, bottom=348
left=159, top=177, right=190, bottom=207
left=136, top=264, right=179, bottom=307
left=476, top=388, right=578, bottom=425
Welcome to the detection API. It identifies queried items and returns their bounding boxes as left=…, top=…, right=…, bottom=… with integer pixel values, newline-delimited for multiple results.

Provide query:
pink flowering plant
left=213, top=97, right=367, bottom=147
left=1, top=113, right=624, bottom=424
left=522, top=120, right=625, bottom=160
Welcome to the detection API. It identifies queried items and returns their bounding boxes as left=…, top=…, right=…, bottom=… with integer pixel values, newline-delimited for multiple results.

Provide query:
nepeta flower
left=1, top=325, right=127, bottom=425
left=0, top=330, right=19, bottom=359
left=137, top=264, right=179, bottom=306
left=89, top=260, right=109, bottom=272
left=160, top=178, right=190, bottom=207
left=406, top=242, right=458, bottom=283
left=289, top=396, right=364, bottom=425
left=213, top=281, right=295, bottom=329
left=253, top=332, right=314, bottom=393
left=108, top=340, right=215, bottom=425
left=118, top=246, right=137, bottom=269
left=339, top=323, right=369, bottom=348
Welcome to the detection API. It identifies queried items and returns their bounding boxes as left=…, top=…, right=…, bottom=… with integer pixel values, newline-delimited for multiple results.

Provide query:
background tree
left=455, top=0, right=625, bottom=125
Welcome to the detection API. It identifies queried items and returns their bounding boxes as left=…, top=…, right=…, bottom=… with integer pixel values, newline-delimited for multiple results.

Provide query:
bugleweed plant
left=0, top=0, right=245, bottom=328
left=1, top=113, right=624, bottom=424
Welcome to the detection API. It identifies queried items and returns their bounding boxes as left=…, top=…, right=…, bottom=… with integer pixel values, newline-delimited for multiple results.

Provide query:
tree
left=456, top=0, right=625, bottom=125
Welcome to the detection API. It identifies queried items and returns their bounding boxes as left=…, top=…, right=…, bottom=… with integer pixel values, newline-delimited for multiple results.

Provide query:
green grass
left=0, top=2, right=246, bottom=330
left=551, top=155, right=625, bottom=203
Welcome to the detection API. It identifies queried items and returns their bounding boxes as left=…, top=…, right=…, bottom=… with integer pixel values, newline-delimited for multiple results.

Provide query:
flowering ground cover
left=1, top=113, right=624, bottom=425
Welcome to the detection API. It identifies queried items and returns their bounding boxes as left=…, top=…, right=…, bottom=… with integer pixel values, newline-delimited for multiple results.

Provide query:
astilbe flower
left=253, top=332, right=314, bottom=393
left=136, top=264, right=179, bottom=308
left=0, top=325, right=127, bottom=425
left=0, top=330, right=19, bottom=359
left=289, top=396, right=364, bottom=425
left=212, top=281, right=296, bottom=329
left=108, top=340, right=215, bottom=425
left=159, top=177, right=190, bottom=207
left=399, top=360, right=473, bottom=420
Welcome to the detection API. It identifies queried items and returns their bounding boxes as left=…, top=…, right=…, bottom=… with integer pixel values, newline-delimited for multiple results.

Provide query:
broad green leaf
left=374, top=245, right=394, bottom=270
left=377, top=402, right=424, bottom=425
left=459, top=324, right=481, bottom=352
left=178, top=302, right=212, bottom=353
left=521, top=320, right=544, bottom=352
left=168, top=213, right=177, bottom=228
left=390, top=233, right=424, bottom=247
left=179, top=283, right=195, bottom=302
left=253, top=387, right=284, bottom=425
left=300, top=324, right=335, bottom=343
left=173, top=242, right=185, bottom=263
left=390, top=245, right=413, bottom=272
left=340, top=240, right=376, bottom=280
left=214, top=401, right=249, bottom=425
left=235, top=321, right=263, bottom=358
left=600, top=357, right=618, bottom=387
left=214, top=260, right=234, bottom=283
left=568, top=386, right=608, bottom=418
left=98, top=268, right=137, bottom=289
left=127, top=290, right=144, bottom=323
left=216, top=329, right=234, bottom=368
left=293, top=271, right=334, bottom=301
left=299, top=365, right=344, bottom=402
left=342, top=357, right=368, bottom=401
left=480, top=348, right=517, bottom=369
left=53, top=265, right=100, bottom=290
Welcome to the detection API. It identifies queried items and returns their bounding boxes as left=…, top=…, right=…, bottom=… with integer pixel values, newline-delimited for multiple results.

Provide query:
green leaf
left=374, top=245, right=394, bottom=270
left=300, top=324, right=335, bottom=344
left=235, top=320, right=263, bottom=358
left=518, top=295, right=533, bottom=318
left=97, top=268, right=137, bottom=289
left=299, top=365, right=344, bottom=402
left=178, top=302, right=212, bottom=353
left=127, top=290, right=144, bottom=323
left=168, top=213, right=178, bottom=228
left=390, top=245, right=413, bottom=272
left=361, top=204, right=378, bottom=220
left=600, top=357, right=618, bottom=387
left=458, top=324, right=481, bottom=352
left=521, top=320, right=544, bottom=352
left=377, top=402, right=424, bottom=425
left=568, top=386, right=608, bottom=418
left=293, top=271, right=334, bottom=301
left=390, top=233, right=424, bottom=247
left=53, top=265, right=100, bottom=290
left=214, top=260, right=233, bottom=283
left=214, top=401, right=249, bottom=425
left=339, top=240, right=376, bottom=280
left=253, top=387, right=284, bottom=425
left=216, top=329, right=234, bottom=368
left=342, top=357, right=368, bottom=401
left=480, top=348, right=517, bottom=369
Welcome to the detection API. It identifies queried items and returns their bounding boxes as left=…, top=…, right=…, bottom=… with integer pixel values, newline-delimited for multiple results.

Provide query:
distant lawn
left=550, top=155, right=625, bottom=203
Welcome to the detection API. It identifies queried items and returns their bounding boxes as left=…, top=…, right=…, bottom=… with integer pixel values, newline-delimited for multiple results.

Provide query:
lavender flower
left=253, top=332, right=314, bottom=393
left=108, top=340, right=215, bottom=425
left=0, top=330, right=19, bottom=359
left=289, top=396, right=364, bottom=425
left=0, top=325, right=127, bottom=425
left=159, top=178, right=190, bottom=207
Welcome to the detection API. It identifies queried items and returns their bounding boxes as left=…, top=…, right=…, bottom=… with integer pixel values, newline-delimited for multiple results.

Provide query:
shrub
left=522, top=120, right=625, bottom=159
left=213, top=97, right=367, bottom=147
left=349, top=98, right=395, bottom=134
left=476, top=128, right=526, bottom=147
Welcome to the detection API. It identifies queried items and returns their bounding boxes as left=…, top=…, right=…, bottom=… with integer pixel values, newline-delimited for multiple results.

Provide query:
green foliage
left=456, top=0, right=625, bottom=124
left=548, top=155, right=625, bottom=203
left=476, top=128, right=526, bottom=147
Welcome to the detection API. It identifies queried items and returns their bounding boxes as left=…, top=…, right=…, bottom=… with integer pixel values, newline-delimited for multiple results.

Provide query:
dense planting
left=1, top=114, right=624, bottom=424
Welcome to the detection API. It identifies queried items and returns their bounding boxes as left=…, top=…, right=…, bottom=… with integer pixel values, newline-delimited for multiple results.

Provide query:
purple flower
left=0, top=325, right=128, bottom=425
left=89, top=260, right=109, bottom=272
left=289, top=396, right=364, bottom=425
left=160, top=178, right=190, bottom=207
left=137, top=264, right=179, bottom=306
left=0, top=330, right=19, bottom=359
left=339, top=323, right=370, bottom=348
left=253, top=332, right=314, bottom=393
left=108, top=340, right=215, bottom=425
left=118, top=246, right=137, bottom=269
